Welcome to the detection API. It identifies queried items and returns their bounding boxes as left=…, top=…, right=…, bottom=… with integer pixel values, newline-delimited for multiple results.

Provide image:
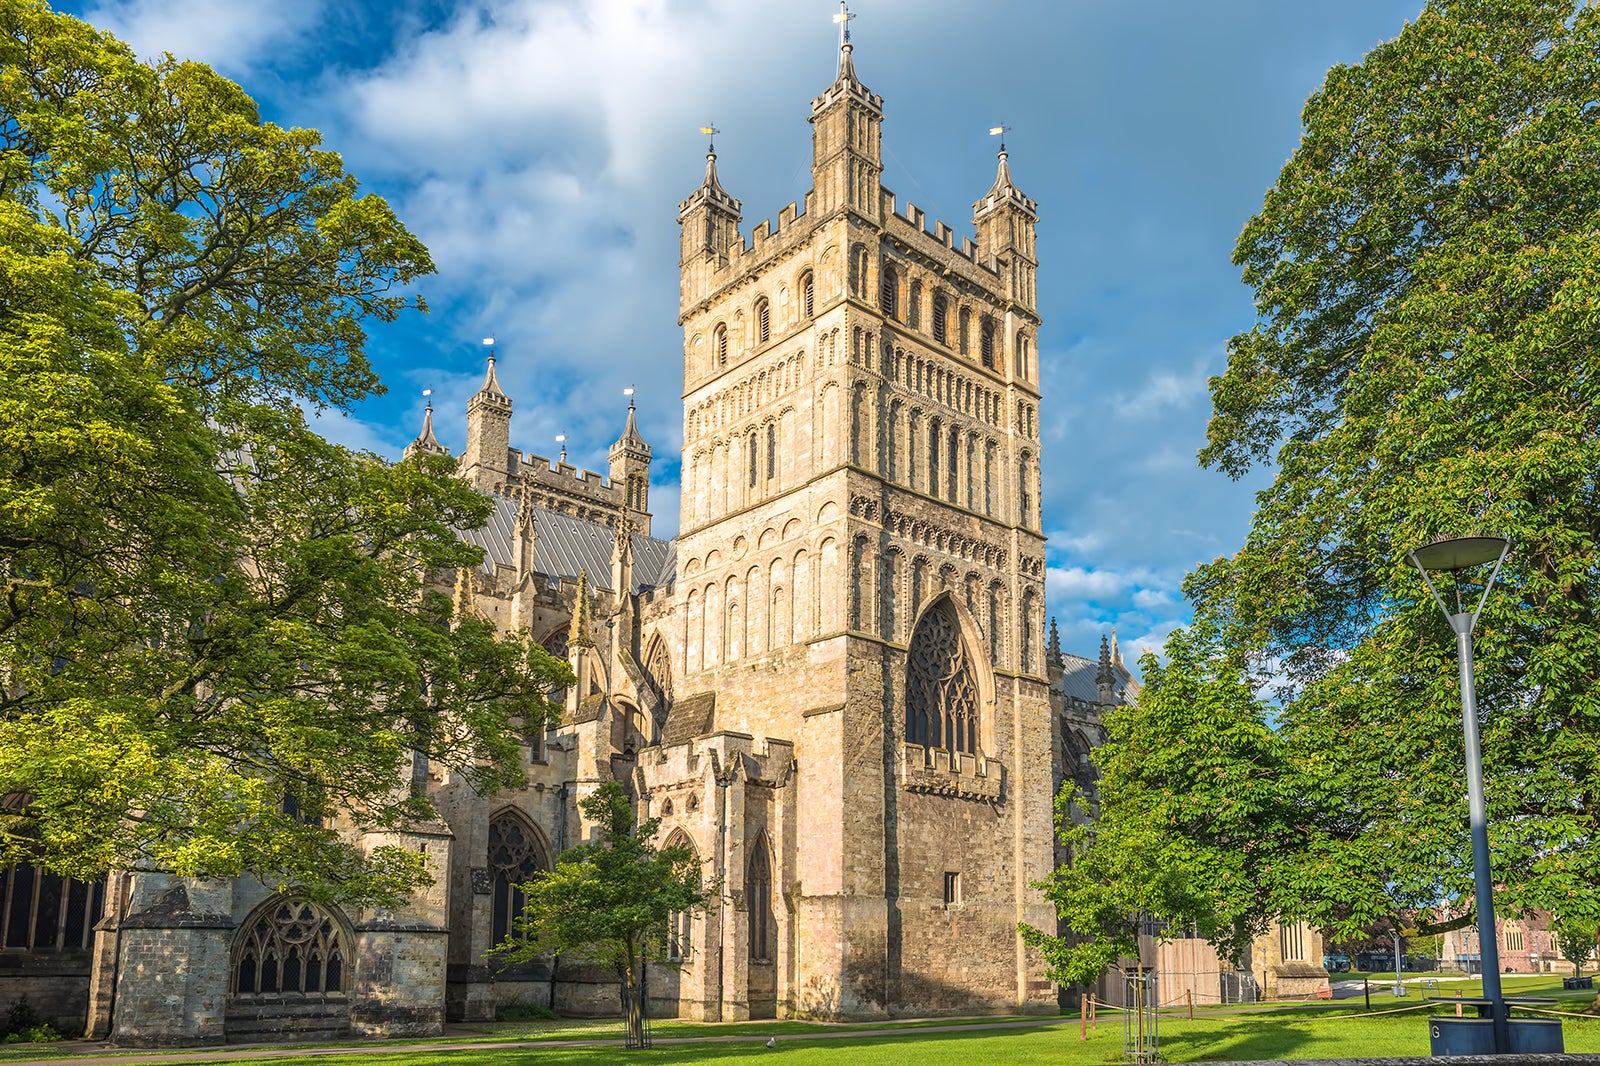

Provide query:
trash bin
left=1428, top=1018, right=1565, bottom=1056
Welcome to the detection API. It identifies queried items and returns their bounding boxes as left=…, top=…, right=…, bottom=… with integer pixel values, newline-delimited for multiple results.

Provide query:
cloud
left=1111, top=356, right=1214, bottom=420
left=76, top=0, right=323, bottom=71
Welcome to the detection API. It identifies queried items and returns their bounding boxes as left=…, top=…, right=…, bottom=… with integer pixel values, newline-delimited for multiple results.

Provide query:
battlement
left=508, top=449, right=617, bottom=497
left=882, top=189, right=999, bottom=277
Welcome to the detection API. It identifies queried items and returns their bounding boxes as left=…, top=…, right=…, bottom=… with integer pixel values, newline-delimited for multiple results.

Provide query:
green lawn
left=13, top=1005, right=1589, bottom=1066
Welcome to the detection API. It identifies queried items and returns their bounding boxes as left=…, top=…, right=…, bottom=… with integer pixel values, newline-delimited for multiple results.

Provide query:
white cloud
left=78, top=0, right=323, bottom=70
left=1111, top=356, right=1213, bottom=420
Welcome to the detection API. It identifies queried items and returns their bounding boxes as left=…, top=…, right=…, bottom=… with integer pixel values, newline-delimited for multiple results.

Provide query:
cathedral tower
left=673, top=16, right=1052, bottom=1019
left=608, top=397, right=653, bottom=535
left=460, top=354, right=512, bottom=495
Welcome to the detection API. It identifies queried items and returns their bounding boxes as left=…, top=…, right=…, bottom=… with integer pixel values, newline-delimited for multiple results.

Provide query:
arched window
left=540, top=630, right=569, bottom=720
left=664, top=829, right=697, bottom=960
left=958, top=307, right=971, bottom=355
left=880, top=550, right=901, bottom=639
left=0, top=864, right=104, bottom=951
left=849, top=243, right=868, bottom=296
left=234, top=897, right=347, bottom=995
left=747, top=834, right=773, bottom=963
left=644, top=636, right=672, bottom=706
left=928, top=418, right=941, bottom=497
left=908, top=280, right=922, bottom=328
left=714, top=323, right=728, bottom=368
left=1015, top=331, right=1030, bottom=378
left=756, top=297, right=770, bottom=344
left=747, top=429, right=758, bottom=488
left=1019, top=452, right=1033, bottom=527
left=932, top=294, right=947, bottom=344
left=488, top=812, right=550, bottom=947
left=766, top=422, right=777, bottom=481
left=947, top=425, right=960, bottom=501
left=802, top=271, right=815, bottom=318
left=905, top=598, right=980, bottom=754
left=880, top=263, right=898, bottom=319
left=980, top=317, right=996, bottom=369
left=1021, top=589, right=1038, bottom=674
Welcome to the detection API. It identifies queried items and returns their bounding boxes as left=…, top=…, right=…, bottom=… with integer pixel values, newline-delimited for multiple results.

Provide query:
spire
left=1047, top=617, right=1062, bottom=663
left=1111, top=626, right=1122, bottom=668
left=832, top=1, right=859, bottom=86
left=617, top=387, right=646, bottom=448
left=1096, top=634, right=1113, bottom=687
left=475, top=352, right=510, bottom=405
left=403, top=391, right=448, bottom=459
left=515, top=493, right=538, bottom=578
left=568, top=567, right=595, bottom=649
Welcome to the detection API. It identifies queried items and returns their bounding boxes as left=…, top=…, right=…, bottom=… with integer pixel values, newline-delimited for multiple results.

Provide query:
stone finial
left=1047, top=616, right=1062, bottom=664
left=452, top=565, right=475, bottom=627
left=515, top=493, right=538, bottom=578
left=1097, top=634, right=1113, bottom=686
left=473, top=352, right=510, bottom=406
left=568, top=567, right=595, bottom=649
left=403, top=394, right=449, bottom=460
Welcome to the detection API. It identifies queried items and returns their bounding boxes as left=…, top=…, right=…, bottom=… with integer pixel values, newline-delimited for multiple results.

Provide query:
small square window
left=943, top=871, right=960, bottom=908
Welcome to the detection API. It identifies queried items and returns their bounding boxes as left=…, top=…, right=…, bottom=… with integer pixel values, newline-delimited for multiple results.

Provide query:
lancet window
left=0, top=865, right=104, bottom=951
left=802, top=271, right=815, bottom=318
left=756, top=297, right=770, bottom=343
left=664, top=829, right=697, bottom=960
left=488, top=813, right=550, bottom=947
left=980, top=317, right=996, bottom=369
left=747, top=835, right=773, bottom=963
left=234, top=898, right=347, bottom=996
left=932, top=293, right=947, bottom=344
left=905, top=599, right=980, bottom=754
left=881, top=263, right=899, bottom=319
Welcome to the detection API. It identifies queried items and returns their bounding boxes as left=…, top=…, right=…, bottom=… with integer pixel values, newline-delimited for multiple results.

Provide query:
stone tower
left=460, top=354, right=512, bottom=495
left=673, top=25, right=1052, bottom=1016
left=608, top=398, right=653, bottom=534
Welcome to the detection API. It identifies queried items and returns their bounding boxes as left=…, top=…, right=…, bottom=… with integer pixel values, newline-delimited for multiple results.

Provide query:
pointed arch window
left=1015, top=331, right=1030, bottom=378
left=958, top=307, right=971, bottom=356
left=932, top=294, right=947, bottom=344
left=980, top=317, right=996, bottom=369
left=906, top=599, right=980, bottom=754
left=664, top=829, right=697, bottom=960
left=747, top=835, right=773, bottom=963
left=488, top=813, right=551, bottom=946
left=908, top=280, right=922, bottom=329
left=234, top=898, right=347, bottom=995
left=756, top=297, right=770, bottom=344
left=802, top=271, right=815, bottom=318
left=880, top=263, right=898, bottom=320
left=714, top=323, right=728, bottom=368
left=766, top=422, right=777, bottom=481
left=747, top=429, right=759, bottom=488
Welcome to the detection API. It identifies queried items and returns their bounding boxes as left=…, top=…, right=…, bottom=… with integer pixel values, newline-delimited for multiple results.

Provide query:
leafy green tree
left=496, top=782, right=708, bottom=1048
left=0, top=0, right=571, bottom=903
left=1552, top=916, right=1597, bottom=978
left=1033, top=0, right=1600, bottom=983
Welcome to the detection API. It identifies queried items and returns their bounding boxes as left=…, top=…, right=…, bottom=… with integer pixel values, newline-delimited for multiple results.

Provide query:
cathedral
left=1, top=32, right=1133, bottom=1045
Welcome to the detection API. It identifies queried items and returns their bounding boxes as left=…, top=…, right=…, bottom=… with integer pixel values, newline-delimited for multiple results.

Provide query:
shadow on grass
left=1158, top=1019, right=1315, bottom=1063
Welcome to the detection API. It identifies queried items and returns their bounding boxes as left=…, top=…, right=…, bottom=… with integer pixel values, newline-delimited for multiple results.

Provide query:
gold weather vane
left=624, top=385, right=636, bottom=409
left=699, top=125, right=719, bottom=152
left=990, top=124, right=1011, bottom=152
left=833, top=1, right=854, bottom=48
left=422, top=387, right=433, bottom=411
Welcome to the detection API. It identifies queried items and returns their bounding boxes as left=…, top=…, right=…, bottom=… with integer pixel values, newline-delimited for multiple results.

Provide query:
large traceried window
left=0, top=864, right=104, bottom=951
left=234, top=898, right=347, bottom=996
left=664, top=829, right=697, bottom=960
left=905, top=599, right=980, bottom=754
left=488, top=812, right=551, bottom=947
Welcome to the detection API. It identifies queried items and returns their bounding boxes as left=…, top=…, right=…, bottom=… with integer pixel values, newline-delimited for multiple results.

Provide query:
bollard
left=1090, top=992, right=1097, bottom=1031
left=1364, top=978, right=1370, bottom=1011
left=1081, top=995, right=1087, bottom=1041
left=1456, top=989, right=1463, bottom=1018
left=1187, top=988, right=1193, bottom=1020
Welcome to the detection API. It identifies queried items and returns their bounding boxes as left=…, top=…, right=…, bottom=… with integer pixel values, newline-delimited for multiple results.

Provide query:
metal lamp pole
left=1407, top=536, right=1511, bottom=1054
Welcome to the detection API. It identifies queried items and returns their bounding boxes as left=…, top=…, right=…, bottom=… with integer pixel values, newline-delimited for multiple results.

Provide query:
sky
left=59, top=0, right=1425, bottom=668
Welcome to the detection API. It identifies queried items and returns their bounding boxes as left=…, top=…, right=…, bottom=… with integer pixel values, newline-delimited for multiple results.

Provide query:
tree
left=496, top=782, right=708, bottom=1049
left=1033, top=0, right=1600, bottom=985
left=1552, top=916, right=1597, bottom=978
left=0, top=0, right=572, bottom=903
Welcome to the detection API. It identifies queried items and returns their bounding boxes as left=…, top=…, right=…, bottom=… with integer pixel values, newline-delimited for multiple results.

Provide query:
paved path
left=2, top=1017, right=1081, bottom=1065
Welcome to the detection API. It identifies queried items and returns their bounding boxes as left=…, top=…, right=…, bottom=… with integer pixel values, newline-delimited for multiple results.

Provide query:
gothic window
left=234, top=898, right=347, bottom=996
left=664, top=829, right=697, bottom=960
left=947, top=425, right=960, bottom=501
left=645, top=637, right=672, bottom=705
left=849, top=244, right=868, bottom=296
left=715, top=323, right=728, bottom=368
left=541, top=630, right=569, bottom=714
left=928, top=418, right=941, bottom=497
left=748, top=429, right=758, bottom=488
left=0, top=865, right=105, bottom=951
left=880, top=550, right=901, bottom=640
left=766, top=422, right=777, bottom=481
left=747, top=835, right=773, bottom=963
left=880, top=263, right=898, bottom=319
left=488, top=812, right=551, bottom=947
left=802, top=271, right=815, bottom=318
left=1015, top=331, right=1030, bottom=378
left=958, top=307, right=971, bottom=355
left=756, top=297, right=770, bottom=344
left=981, top=317, right=996, bottom=369
left=1021, top=588, right=1038, bottom=673
left=905, top=598, right=980, bottom=754
left=932, top=294, right=947, bottom=344
left=908, top=280, right=922, bottom=329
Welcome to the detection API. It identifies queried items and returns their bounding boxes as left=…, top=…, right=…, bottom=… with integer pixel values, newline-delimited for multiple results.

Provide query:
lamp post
left=1407, top=535, right=1511, bottom=1054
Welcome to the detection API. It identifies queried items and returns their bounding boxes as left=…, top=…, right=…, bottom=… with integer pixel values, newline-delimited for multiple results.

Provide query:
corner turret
left=607, top=393, right=653, bottom=535
left=973, top=145, right=1039, bottom=318
left=460, top=346, right=513, bottom=495
left=808, top=3, right=883, bottom=220
left=403, top=395, right=450, bottom=461
left=677, top=135, right=743, bottom=308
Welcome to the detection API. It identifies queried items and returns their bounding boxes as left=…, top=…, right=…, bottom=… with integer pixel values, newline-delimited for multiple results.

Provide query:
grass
left=6, top=1002, right=1596, bottom=1066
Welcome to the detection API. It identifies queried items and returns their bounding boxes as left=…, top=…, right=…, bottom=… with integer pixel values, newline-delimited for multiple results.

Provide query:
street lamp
left=1407, top=534, right=1510, bottom=1054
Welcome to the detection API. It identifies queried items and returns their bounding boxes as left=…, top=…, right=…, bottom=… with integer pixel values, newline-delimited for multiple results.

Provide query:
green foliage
left=497, top=782, right=707, bottom=1044
left=0, top=1, right=572, bottom=903
left=1552, top=915, right=1598, bottom=977
left=1036, top=0, right=1600, bottom=978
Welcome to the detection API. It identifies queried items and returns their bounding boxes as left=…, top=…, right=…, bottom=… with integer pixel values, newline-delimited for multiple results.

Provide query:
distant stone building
left=0, top=32, right=1137, bottom=1046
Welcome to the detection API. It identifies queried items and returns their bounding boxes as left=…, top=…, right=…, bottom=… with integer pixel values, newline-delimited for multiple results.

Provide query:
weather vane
left=422, top=387, right=433, bottom=411
left=990, top=124, right=1011, bottom=153
left=833, top=1, right=853, bottom=48
left=482, top=336, right=496, bottom=363
left=624, top=385, right=636, bottom=410
left=555, top=432, right=567, bottom=464
left=698, top=125, right=720, bottom=153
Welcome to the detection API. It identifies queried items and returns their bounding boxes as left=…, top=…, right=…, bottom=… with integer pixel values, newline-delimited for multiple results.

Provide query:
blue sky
left=61, top=0, right=1423, bottom=666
